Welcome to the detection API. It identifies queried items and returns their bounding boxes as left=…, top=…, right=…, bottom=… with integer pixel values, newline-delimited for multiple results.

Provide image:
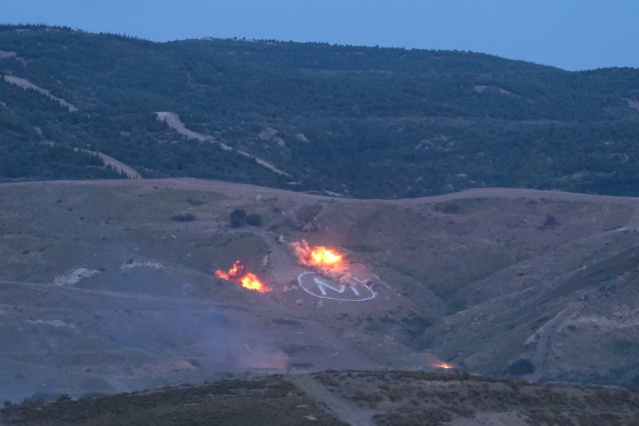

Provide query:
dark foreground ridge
left=2, top=371, right=639, bottom=426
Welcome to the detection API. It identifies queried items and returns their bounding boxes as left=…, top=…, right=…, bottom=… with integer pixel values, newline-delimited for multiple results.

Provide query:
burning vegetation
left=424, top=353, right=454, bottom=370
left=432, top=361, right=454, bottom=370
left=289, top=240, right=346, bottom=275
left=215, top=260, right=270, bottom=293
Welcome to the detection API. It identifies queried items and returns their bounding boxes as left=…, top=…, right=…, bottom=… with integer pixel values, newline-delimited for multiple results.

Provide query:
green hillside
left=1, top=24, right=639, bottom=197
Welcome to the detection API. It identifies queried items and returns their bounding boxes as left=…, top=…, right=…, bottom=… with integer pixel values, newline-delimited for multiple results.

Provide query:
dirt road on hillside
left=155, top=112, right=290, bottom=176
left=74, top=148, right=141, bottom=179
left=292, top=375, right=376, bottom=426
left=3, top=75, right=78, bottom=112
left=92, top=152, right=141, bottom=179
left=526, top=304, right=582, bottom=381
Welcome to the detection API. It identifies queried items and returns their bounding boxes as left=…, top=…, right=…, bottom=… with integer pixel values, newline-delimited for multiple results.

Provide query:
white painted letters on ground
left=298, top=272, right=375, bottom=301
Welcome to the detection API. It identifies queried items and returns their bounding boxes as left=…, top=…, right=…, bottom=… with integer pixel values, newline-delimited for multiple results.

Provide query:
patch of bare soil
left=447, top=411, right=531, bottom=426
left=293, top=375, right=375, bottom=426
left=472, top=85, right=513, bottom=95
left=75, top=148, right=141, bottom=179
left=38, top=135, right=141, bottom=179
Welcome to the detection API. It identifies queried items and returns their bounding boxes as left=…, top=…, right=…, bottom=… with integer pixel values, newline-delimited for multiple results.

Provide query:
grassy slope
left=0, top=179, right=638, bottom=400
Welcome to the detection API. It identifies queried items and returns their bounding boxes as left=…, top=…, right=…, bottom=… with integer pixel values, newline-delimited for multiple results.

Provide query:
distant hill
left=1, top=24, right=639, bottom=197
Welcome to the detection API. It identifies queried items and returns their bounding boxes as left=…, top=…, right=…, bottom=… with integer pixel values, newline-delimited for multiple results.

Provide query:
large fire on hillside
left=290, top=240, right=346, bottom=274
left=215, top=260, right=270, bottom=293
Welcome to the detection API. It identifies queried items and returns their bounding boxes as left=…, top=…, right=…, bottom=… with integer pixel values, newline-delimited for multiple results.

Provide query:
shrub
left=442, top=202, right=460, bottom=213
left=230, top=209, right=246, bottom=220
left=539, top=214, right=558, bottom=229
left=245, top=213, right=263, bottom=226
left=230, top=209, right=247, bottom=227
left=509, top=358, right=535, bottom=376
left=170, top=213, right=196, bottom=222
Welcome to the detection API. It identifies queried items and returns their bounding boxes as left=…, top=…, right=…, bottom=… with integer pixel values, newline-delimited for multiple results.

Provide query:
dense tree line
left=1, top=25, right=638, bottom=197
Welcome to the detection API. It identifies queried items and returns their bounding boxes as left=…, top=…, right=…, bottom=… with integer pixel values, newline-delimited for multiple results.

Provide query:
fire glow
left=215, top=260, right=270, bottom=293
left=433, top=362, right=454, bottom=370
left=311, top=246, right=343, bottom=266
left=424, top=353, right=454, bottom=370
left=290, top=240, right=346, bottom=273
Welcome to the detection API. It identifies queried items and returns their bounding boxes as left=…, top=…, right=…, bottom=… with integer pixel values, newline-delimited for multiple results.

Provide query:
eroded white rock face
left=52, top=268, right=100, bottom=287
left=27, top=319, right=76, bottom=329
left=120, top=261, right=165, bottom=272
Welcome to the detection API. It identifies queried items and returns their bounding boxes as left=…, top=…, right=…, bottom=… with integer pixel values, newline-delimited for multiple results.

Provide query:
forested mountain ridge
left=1, top=24, right=639, bottom=198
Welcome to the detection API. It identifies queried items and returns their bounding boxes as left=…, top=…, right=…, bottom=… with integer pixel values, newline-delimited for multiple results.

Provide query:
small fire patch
left=215, top=260, right=270, bottom=293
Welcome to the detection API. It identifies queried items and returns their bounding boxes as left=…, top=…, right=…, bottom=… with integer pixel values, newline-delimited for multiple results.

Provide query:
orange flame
left=215, top=260, right=270, bottom=293
left=310, top=246, right=343, bottom=266
left=290, top=240, right=346, bottom=273
left=215, top=260, right=245, bottom=280
left=238, top=272, right=267, bottom=292
left=433, top=362, right=454, bottom=369
left=424, top=353, right=454, bottom=370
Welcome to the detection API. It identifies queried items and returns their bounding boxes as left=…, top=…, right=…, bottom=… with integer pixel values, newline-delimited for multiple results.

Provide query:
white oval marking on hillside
left=298, top=272, right=376, bottom=301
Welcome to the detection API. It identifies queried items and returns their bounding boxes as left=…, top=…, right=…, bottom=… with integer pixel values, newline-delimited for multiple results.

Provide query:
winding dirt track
left=73, top=148, right=141, bottom=179
left=528, top=304, right=582, bottom=381
left=3, top=75, right=78, bottom=112
left=292, top=375, right=375, bottom=426
left=155, top=112, right=291, bottom=176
